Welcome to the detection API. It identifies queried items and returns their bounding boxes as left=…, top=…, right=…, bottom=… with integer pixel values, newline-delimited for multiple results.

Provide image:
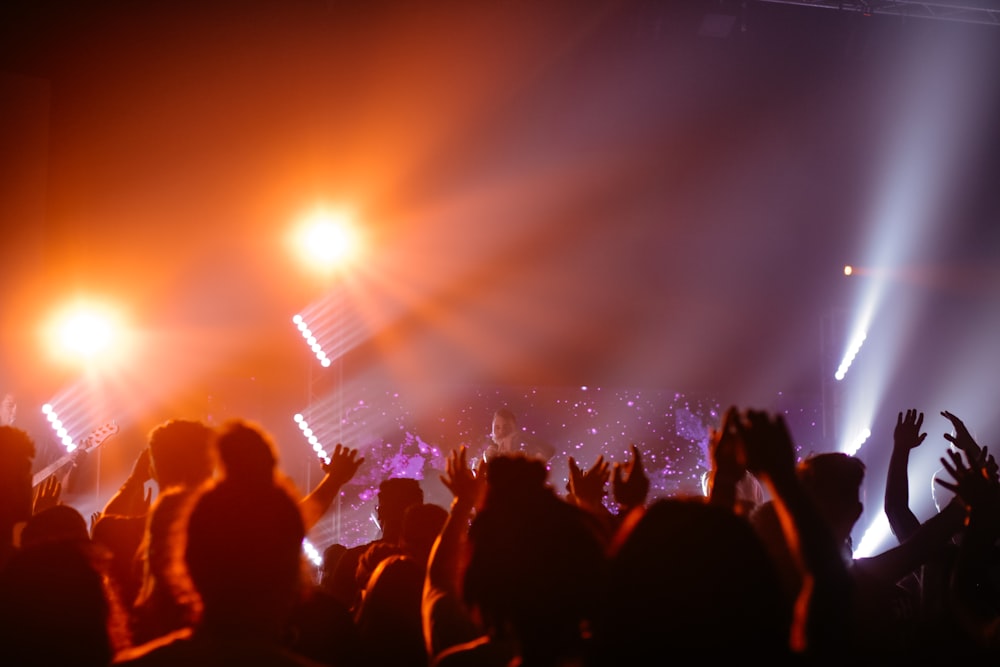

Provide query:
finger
left=940, top=457, right=957, bottom=476
left=934, top=478, right=958, bottom=493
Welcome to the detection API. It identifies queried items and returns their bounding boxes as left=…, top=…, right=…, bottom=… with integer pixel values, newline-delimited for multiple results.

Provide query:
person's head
left=319, top=543, right=347, bottom=593
left=354, top=554, right=426, bottom=665
left=147, top=419, right=215, bottom=490
left=20, top=504, right=90, bottom=550
left=185, top=479, right=306, bottom=637
left=213, top=419, right=278, bottom=487
left=796, top=452, right=866, bottom=551
left=400, top=502, right=448, bottom=564
left=491, top=408, right=518, bottom=447
left=0, top=426, right=35, bottom=529
left=375, top=478, right=423, bottom=541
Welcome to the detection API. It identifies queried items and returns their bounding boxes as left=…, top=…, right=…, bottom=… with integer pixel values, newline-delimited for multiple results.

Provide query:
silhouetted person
left=329, top=476, right=424, bottom=612
left=115, top=422, right=323, bottom=666
left=356, top=554, right=427, bottom=666
left=0, top=425, right=35, bottom=569
left=436, top=453, right=607, bottom=667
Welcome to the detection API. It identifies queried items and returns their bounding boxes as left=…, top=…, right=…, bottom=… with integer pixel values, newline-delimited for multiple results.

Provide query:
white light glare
left=842, top=427, right=872, bottom=457
left=835, top=331, right=868, bottom=381
left=42, top=405, right=76, bottom=453
left=293, top=414, right=328, bottom=464
left=302, top=539, right=323, bottom=567
left=852, top=512, right=890, bottom=559
left=292, top=316, right=332, bottom=368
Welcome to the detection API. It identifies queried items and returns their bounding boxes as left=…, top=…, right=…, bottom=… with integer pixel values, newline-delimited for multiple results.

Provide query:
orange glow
left=290, top=206, right=363, bottom=274
left=43, top=298, right=131, bottom=368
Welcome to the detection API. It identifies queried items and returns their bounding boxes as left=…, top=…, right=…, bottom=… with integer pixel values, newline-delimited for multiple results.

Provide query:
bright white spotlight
left=292, top=315, right=333, bottom=368
left=835, top=331, right=868, bottom=381
left=293, top=414, right=330, bottom=464
left=44, top=298, right=130, bottom=368
left=290, top=206, right=361, bottom=273
left=842, top=426, right=872, bottom=457
left=852, top=512, right=890, bottom=559
left=844, top=265, right=854, bottom=276
left=302, top=538, right=323, bottom=567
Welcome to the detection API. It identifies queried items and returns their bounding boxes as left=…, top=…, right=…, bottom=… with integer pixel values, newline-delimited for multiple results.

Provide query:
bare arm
left=300, top=443, right=364, bottom=531
left=423, top=445, right=485, bottom=660
left=884, top=409, right=926, bottom=543
left=102, top=448, right=152, bottom=517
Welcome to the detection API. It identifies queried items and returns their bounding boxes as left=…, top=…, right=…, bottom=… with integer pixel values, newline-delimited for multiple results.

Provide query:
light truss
left=755, top=0, right=1000, bottom=25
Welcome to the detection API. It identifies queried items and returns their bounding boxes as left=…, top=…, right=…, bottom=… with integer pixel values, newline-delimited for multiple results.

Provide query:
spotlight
left=294, top=413, right=329, bottom=464
left=292, top=314, right=333, bottom=368
left=44, top=298, right=130, bottom=368
left=289, top=206, right=362, bottom=274
left=835, top=331, right=867, bottom=381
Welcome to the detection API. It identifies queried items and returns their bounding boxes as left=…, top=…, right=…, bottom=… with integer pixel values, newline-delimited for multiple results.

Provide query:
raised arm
left=884, top=409, right=926, bottom=543
left=707, top=406, right=749, bottom=515
left=423, top=445, right=486, bottom=660
left=739, top=409, right=853, bottom=657
left=300, top=443, right=364, bottom=531
left=102, top=447, right=152, bottom=517
left=934, top=445, right=1000, bottom=648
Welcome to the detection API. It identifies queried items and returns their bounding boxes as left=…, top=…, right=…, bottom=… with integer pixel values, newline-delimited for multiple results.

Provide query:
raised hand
left=894, top=409, right=927, bottom=451
left=321, top=443, right=365, bottom=487
left=32, top=474, right=62, bottom=514
left=935, top=446, right=999, bottom=513
left=567, top=454, right=610, bottom=509
left=612, top=443, right=649, bottom=511
left=90, top=511, right=101, bottom=535
left=708, top=406, right=746, bottom=482
left=941, top=410, right=983, bottom=462
left=736, top=409, right=798, bottom=489
left=440, top=445, right=485, bottom=509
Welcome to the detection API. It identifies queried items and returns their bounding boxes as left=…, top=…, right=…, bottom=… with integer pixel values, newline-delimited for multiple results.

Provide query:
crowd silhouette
left=1, top=401, right=1000, bottom=666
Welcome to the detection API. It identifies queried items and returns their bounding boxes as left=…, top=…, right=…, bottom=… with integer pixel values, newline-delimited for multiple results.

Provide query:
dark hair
left=797, top=452, right=866, bottom=509
left=148, top=419, right=214, bottom=489
left=493, top=408, right=517, bottom=423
